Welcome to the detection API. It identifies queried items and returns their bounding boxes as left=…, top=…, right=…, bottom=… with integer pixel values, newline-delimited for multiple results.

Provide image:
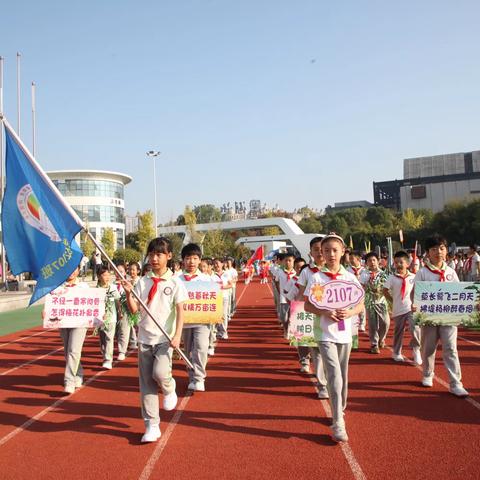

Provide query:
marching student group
left=46, top=232, right=470, bottom=444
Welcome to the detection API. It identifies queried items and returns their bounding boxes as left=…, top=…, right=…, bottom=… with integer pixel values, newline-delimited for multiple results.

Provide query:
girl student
left=304, top=233, right=364, bottom=443
left=42, top=266, right=89, bottom=394
left=124, top=237, right=188, bottom=443
left=96, top=265, right=121, bottom=369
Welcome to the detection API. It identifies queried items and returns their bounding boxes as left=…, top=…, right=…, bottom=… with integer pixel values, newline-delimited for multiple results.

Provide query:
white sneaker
left=449, top=385, right=469, bottom=397
left=317, top=387, right=329, bottom=399
left=223, top=333, right=229, bottom=340
left=412, top=348, right=422, bottom=365
left=163, top=390, right=178, bottom=411
left=74, top=377, right=83, bottom=388
left=332, top=423, right=348, bottom=443
left=141, top=424, right=161, bottom=443
left=359, top=325, right=366, bottom=332
left=422, top=375, right=433, bottom=387
left=300, top=364, right=310, bottom=373
left=195, top=381, right=205, bottom=392
left=392, top=354, right=404, bottom=362
left=187, top=381, right=195, bottom=390
left=117, top=353, right=126, bottom=361
left=208, top=348, right=215, bottom=356
left=64, top=385, right=75, bottom=394
left=102, top=360, right=113, bottom=370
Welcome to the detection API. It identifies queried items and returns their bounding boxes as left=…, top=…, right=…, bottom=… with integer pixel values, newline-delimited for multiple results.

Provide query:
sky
left=1, top=1, right=480, bottom=222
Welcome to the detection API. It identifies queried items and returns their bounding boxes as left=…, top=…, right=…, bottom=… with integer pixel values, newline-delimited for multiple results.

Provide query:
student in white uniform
left=213, top=258, right=233, bottom=339
left=178, top=243, right=213, bottom=392
left=347, top=251, right=366, bottom=332
left=413, top=234, right=469, bottom=397
left=304, top=233, right=364, bottom=443
left=383, top=250, right=421, bottom=364
left=275, top=252, right=296, bottom=336
left=124, top=237, right=188, bottom=443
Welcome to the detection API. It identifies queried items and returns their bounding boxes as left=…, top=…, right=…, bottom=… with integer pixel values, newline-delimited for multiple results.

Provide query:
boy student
left=304, top=233, right=364, bottom=443
left=178, top=243, right=212, bottom=391
left=383, top=251, right=421, bottom=364
left=275, top=252, right=296, bottom=336
left=225, top=257, right=238, bottom=316
left=347, top=251, right=366, bottom=332
left=413, top=234, right=469, bottom=397
left=360, top=252, right=390, bottom=354
left=213, top=258, right=233, bottom=339
left=124, top=237, right=188, bottom=443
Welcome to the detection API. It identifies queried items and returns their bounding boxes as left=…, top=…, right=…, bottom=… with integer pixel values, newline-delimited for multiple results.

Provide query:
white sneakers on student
left=74, top=377, right=83, bottom=388
left=422, top=375, right=433, bottom=387
left=317, top=387, right=329, bottom=399
left=163, top=390, right=178, bottom=411
left=449, top=385, right=469, bottom=397
left=141, top=424, right=161, bottom=443
left=187, top=381, right=205, bottom=392
left=300, top=364, right=310, bottom=374
left=392, top=354, right=405, bottom=362
left=412, top=348, right=422, bottom=365
left=208, top=348, right=215, bottom=356
left=64, top=385, right=75, bottom=394
left=332, top=423, right=349, bottom=443
left=117, top=353, right=126, bottom=361
left=102, top=360, right=113, bottom=370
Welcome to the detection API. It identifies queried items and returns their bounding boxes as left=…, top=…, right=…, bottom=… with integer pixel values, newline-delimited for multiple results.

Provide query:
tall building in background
left=47, top=170, right=132, bottom=249
left=374, top=150, right=480, bottom=212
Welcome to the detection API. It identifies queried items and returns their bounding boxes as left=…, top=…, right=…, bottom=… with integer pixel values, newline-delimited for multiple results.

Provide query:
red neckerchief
left=351, top=266, right=362, bottom=277
left=292, top=275, right=299, bottom=281
left=394, top=272, right=410, bottom=299
left=214, top=272, right=223, bottom=283
left=183, top=273, right=198, bottom=281
left=284, top=270, right=295, bottom=281
left=147, top=277, right=166, bottom=304
left=309, top=266, right=319, bottom=273
left=424, top=263, right=446, bottom=282
left=369, top=270, right=380, bottom=282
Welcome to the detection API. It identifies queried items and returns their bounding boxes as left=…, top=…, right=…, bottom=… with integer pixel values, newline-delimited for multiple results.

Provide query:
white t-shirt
left=414, top=264, right=459, bottom=283
left=305, top=269, right=361, bottom=344
left=133, top=270, right=188, bottom=345
left=276, top=269, right=296, bottom=304
left=384, top=272, right=415, bottom=317
left=470, top=253, right=480, bottom=277
left=226, top=267, right=238, bottom=283
left=296, top=265, right=321, bottom=288
left=284, top=275, right=299, bottom=302
left=347, top=265, right=364, bottom=278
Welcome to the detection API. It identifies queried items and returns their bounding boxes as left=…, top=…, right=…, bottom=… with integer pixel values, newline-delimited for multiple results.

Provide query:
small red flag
left=246, top=245, right=264, bottom=267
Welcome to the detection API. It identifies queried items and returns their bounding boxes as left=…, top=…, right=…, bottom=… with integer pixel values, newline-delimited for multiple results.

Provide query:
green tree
left=184, top=205, right=201, bottom=243
left=137, top=210, right=155, bottom=254
left=298, top=216, right=322, bottom=233
left=202, top=230, right=229, bottom=257
left=81, top=231, right=95, bottom=258
left=101, top=228, right=115, bottom=259
left=164, top=233, right=184, bottom=258
left=193, top=204, right=222, bottom=224
left=125, top=231, right=139, bottom=250
left=113, top=248, right=142, bottom=264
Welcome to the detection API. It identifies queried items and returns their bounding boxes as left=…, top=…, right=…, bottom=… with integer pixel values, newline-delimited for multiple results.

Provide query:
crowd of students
left=269, top=233, right=470, bottom=443
left=45, top=232, right=471, bottom=445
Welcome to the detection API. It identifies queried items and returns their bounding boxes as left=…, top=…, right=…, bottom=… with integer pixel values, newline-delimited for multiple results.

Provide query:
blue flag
left=1, top=122, right=83, bottom=305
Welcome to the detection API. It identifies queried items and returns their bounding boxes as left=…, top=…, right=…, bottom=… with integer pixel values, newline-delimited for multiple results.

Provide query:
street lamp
left=146, top=150, right=161, bottom=236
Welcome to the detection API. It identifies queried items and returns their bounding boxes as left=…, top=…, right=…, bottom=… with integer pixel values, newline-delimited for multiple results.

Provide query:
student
left=172, top=260, right=182, bottom=277
left=383, top=251, right=421, bottom=364
left=43, top=266, right=88, bottom=393
left=347, top=251, right=366, bottom=332
left=117, top=263, right=139, bottom=360
left=275, top=252, right=296, bottom=336
left=270, top=254, right=284, bottom=314
left=463, top=245, right=480, bottom=281
left=360, top=252, right=390, bottom=354
left=226, top=257, right=238, bottom=316
left=124, top=237, right=188, bottom=442
left=178, top=243, right=212, bottom=391
left=295, top=237, right=325, bottom=301
left=304, top=233, right=364, bottom=443
left=413, top=234, right=469, bottom=397
left=213, top=257, right=233, bottom=339
left=96, top=265, right=121, bottom=369
left=199, top=258, right=210, bottom=275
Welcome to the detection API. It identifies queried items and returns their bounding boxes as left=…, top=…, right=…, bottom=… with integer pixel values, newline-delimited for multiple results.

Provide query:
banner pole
left=0, top=57, right=6, bottom=286
left=85, top=229, right=193, bottom=370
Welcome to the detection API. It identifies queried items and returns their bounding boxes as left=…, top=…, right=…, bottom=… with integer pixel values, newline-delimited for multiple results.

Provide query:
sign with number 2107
left=308, top=280, right=364, bottom=311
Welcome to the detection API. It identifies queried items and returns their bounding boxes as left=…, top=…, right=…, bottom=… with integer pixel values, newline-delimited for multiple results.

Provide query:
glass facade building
left=47, top=170, right=132, bottom=250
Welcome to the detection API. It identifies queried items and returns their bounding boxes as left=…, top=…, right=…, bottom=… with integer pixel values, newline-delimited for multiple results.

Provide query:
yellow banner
left=183, top=281, right=224, bottom=324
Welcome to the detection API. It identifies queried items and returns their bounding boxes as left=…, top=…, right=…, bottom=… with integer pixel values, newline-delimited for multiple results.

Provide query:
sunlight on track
left=0, top=329, right=48, bottom=348
left=0, top=345, right=64, bottom=376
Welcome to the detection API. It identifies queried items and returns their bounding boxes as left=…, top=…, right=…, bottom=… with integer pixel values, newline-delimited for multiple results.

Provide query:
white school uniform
left=213, top=270, right=232, bottom=337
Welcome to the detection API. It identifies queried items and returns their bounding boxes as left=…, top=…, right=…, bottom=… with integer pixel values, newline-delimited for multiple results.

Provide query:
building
left=374, top=150, right=480, bottom=212
left=326, top=200, right=373, bottom=212
left=125, top=215, right=139, bottom=235
left=47, top=170, right=132, bottom=249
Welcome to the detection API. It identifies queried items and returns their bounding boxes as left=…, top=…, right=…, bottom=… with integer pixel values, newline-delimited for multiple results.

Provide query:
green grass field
left=0, top=305, right=43, bottom=337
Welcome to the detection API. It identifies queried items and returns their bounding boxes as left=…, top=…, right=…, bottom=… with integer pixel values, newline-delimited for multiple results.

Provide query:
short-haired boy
left=304, top=233, right=364, bottom=442
left=360, top=252, right=390, bottom=354
left=213, top=258, right=233, bottom=340
left=179, top=243, right=213, bottom=392
left=413, top=234, right=468, bottom=397
left=275, top=252, right=296, bottom=336
left=383, top=250, right=421, bottom=364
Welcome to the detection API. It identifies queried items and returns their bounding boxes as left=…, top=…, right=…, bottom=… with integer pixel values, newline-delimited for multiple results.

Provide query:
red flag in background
left=247, top=245, right=264, bottom=267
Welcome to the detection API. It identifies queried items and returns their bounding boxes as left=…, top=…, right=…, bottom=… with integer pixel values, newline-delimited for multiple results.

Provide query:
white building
left=47, top=170, right=132, bottom=249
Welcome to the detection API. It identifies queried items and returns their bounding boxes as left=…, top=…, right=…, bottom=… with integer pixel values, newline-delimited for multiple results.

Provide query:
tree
left=125, top=232, right=139, bottom=250
left=164, top=233, right=184, bottom=258
left=193, top=204, right=222, bottom=224
left=113, top=248, right=142, bottom=264
left=80, top=231, right=95, bottom=258
left=101, top=228, right=115, bottom=259
left=400, top=208, right=426, bottom=231
left=298, top=216, right=322, bottom=233
left=184, top=205, right=201, bottom=243
left=202, top=230, right=229, bottom=257
left=137, top=210, right=155, bottom=254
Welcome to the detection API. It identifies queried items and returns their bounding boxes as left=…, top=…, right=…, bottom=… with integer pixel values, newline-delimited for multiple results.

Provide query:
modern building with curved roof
left=46, top=170, right=132, bottom=249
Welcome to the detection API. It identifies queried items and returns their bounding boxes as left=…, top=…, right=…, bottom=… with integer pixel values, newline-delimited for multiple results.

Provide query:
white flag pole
left=0, top=115, right=192, bottom=369
left=31, top=82, right=36, bottom=157
left=0, top=56, right=5, bottom=285
left=16, top=52, right=21, bottom=136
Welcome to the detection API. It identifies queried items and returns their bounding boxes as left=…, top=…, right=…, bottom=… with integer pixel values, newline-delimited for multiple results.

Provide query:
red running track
left=0, top=280, right=479, bottom=479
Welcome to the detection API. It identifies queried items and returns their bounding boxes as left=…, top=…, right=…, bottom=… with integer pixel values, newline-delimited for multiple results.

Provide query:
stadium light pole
left=146, top=150, right=161, bottom=236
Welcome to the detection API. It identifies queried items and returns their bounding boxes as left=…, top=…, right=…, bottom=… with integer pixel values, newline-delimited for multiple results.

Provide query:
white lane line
left=138, top=394, right=192, bottom=480
left=308, top=376, right=367, bottom=480
left=458, top=335, right=480, bottom=347
left=1, top=346, right=64, bottom=376
left=0, top=350, right=133, bottom=447
left=0, top=330, right=48, bottom=348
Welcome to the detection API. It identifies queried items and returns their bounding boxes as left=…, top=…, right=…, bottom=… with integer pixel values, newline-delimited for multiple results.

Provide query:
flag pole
left=31, top=82, right=36, bottom=157
left=0, top=56, right=6, bottom=286
left=0, top=115, right=193, bottom=370
left=16, top=52, right=21, bottom=136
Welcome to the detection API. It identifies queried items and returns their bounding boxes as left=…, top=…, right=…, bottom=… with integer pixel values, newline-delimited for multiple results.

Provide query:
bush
left=113, top=248, right=142, bottom=264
